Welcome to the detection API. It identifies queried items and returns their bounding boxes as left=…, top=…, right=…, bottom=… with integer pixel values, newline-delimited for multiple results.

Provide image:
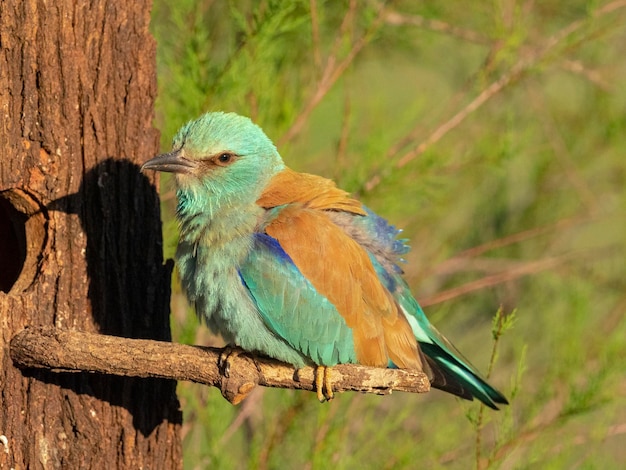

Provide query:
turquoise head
left=142, top=112, right=285, bottom=212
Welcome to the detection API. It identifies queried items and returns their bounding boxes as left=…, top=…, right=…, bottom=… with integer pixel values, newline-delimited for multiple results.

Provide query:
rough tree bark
left=0, top=1, right=182, bottom=468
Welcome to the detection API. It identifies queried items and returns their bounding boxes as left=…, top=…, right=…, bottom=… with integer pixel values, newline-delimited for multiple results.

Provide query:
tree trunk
left=0, top=1, right=182, bottom=468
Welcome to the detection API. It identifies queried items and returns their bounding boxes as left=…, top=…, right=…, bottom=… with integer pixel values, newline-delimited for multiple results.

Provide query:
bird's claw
left=219, top=345, right=242, bottom=378
left=315, top=365, right=334, bottom=402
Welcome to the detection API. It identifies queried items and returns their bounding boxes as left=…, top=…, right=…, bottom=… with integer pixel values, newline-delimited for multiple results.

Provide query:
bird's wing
left=256, top=168, right=506, bottom=406
left=344, top=208, right=509, bottom=408
left=239, top=207, right=423, bottom=369
left=240, top=169, right=424, bottom=369
left=239, top=231, right=358, bottom=366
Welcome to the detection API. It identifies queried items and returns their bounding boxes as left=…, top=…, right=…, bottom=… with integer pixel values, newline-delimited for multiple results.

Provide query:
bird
left=142, top=111, right=508, bottom=409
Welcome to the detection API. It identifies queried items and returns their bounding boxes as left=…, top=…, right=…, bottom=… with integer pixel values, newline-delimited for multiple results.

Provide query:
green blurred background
left=150, top=1, right=626, bottom=468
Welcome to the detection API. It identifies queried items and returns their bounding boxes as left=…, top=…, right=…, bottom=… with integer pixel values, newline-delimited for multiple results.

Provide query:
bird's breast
left=175, top=202, right=261, bottom=316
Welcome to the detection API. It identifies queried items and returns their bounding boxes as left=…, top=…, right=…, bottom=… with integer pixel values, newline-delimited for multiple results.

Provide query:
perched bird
left=142, top=112, right=508, bottom=409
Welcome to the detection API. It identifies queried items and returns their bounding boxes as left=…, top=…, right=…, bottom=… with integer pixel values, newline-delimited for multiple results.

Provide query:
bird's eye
left=218, top=153, right=232, bottom=163
left=206, top=152, right=236, bottom=167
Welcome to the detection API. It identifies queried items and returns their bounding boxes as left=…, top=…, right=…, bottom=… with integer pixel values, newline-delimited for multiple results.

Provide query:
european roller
left=142, top=112, right=508, bottom=408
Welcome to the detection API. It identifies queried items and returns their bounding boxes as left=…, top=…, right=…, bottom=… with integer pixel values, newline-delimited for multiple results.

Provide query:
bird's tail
left=418, top=327, right=509, bottom=409
left=399, top=299, right=508, bottom=409
left=363, top=234, right=508, bottom=408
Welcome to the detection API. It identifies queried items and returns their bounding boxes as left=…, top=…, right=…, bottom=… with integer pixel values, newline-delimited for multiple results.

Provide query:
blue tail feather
left=420, top=342, right=509, bottom=409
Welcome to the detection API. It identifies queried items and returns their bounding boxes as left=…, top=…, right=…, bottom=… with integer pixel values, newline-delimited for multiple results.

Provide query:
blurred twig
left=558, top=58, right=612, bottom=91
left=420, top=253, right=573, bottom=307
left=258, top=393, right=308, bottom=470
left=362, top=58, right=525, bottom=192
left=440, top=215, right=589, bottom=263
left=334, top=71, right=354, bottom=181
left=309, top=0, right=322, bottom=69
left=475, top=308, right=515, bottom=470
left=421, top=243, right=620, bottom=307
left=279, top=1, right=387, bottom=145
left=383, top=9, right=491, bottom=44
left=361, top=0, right=626, bottom=194
left=423, top=215, right=591, bottom=285
left=219, top=387, right=265, bottom=445
left=484, top=406, right=625, bottom=465
left=525, top=83, right=600, bottom=215
left=304, top=400, right=341, bottom=470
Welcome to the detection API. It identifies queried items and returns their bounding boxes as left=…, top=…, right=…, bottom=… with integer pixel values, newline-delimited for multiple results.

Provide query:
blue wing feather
left=239, top=233, right=358, bottom=366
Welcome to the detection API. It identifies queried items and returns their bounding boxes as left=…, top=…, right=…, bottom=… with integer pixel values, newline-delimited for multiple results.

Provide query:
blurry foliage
left=151, top=0, right=626, bottom=468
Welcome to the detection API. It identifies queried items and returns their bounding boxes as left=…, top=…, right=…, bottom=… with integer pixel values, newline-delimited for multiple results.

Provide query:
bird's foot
left=219, top=345, right=243, bottom=378
left=315, top=365, right=334, bottom=402
left=217, top=346, right=259, bottom=405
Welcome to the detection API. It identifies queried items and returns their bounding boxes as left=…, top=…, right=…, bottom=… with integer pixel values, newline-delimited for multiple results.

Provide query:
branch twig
left=419, top=253, right=573, bottom=307
left=9, top=327, right=430, bottom=404
left=384, top=10, right=490, bottom=44
left=361, top=0, right=626, bottom=193
left=278, top=1, right=386, bottom=146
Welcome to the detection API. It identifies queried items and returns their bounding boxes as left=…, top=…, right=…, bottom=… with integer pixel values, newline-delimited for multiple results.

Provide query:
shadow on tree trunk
left=45, top=158, right=182, bottom=435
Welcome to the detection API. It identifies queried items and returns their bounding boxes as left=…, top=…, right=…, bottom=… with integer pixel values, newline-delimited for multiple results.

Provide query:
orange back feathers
left=257, top=168, right=366, bottom=215
left=258, top=169, right=423, bottom=370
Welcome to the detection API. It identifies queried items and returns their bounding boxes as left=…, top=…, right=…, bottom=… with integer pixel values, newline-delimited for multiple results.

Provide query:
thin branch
left=383, top=10, right=491, bottom=45
left=259, top=392, right=308, bottom=470
left=362, top=0, right=626, bottom=193
left=334, top=76, right=353, bottom=180
left=309, top=0, right=322, bottom=70
left=484, top=406, right=626, bottom=465
left=278, top=1, right=386, bottom=145
left=476, top=307, right=509, bottom=470
left=525, top=83, right=599, bottom=215
left=420, top=242, right=619, bottom=306
left=419, top=253, right=573, bottom=307
left=9, top=327, right=430, bottom=405
left=219, top=387, right=265, bottom=445
left=362, top=60, right=525, bottom=192
left=558, top=58, right=612, bottom=91
left=425, top=215, right=591, bottom=280
left=443, top=215, right=588, bottom=262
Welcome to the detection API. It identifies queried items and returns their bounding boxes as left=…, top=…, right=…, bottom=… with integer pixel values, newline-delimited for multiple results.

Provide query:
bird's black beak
left=141, top=149, right=198, bottom=174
